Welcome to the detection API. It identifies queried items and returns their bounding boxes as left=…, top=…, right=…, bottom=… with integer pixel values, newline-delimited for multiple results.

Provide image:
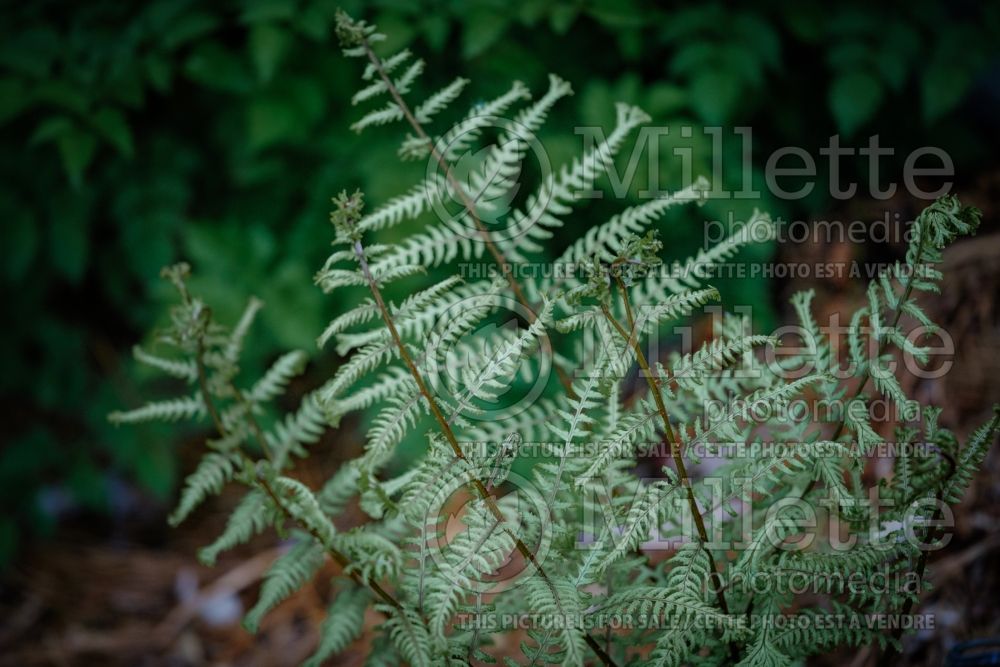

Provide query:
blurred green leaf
left=922, top=62, right=972, bottom=124
left=248, top=96, right=297, bottom=149
left=689, top=69, right=742, bottom=125
left=420, top=14, right=450, bottom=52
left=645, top=83, right=687, bottom=117
left=58, top=127, right=98, bottom=187
left=48, top=192, right=91, bottom=282
left=32, top=80, right=90, bottom=114
left=249, top=23, right=291, bottom=82
left=462, top=8, right=510, bottom=59
left=3, top=197, right=38, bottom=280
left=0, top=26, right=60, bottom=77
left=587, top=0, right=645, bottom=29
left=829, top=70, right=883, bottom=137
left=921, top=30, right=985, bottom=124
left=240, top=0, right=298, bottom=24
left=32, top=117, right=99, bottom=186
left=0, top=78, right=28, bottom=125
left=184, top=43, right=254, bottom=93
left=161, top=10, right=220, bottom=49
left=143, top=53, right=173, bottom=92
left=91, top=107, right=134, bottom=157
left=548, top=4, right=578, bottom=34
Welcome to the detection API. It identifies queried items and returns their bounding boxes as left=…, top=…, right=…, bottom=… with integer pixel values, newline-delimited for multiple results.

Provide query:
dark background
left=1, top=0, right=999, bottom=664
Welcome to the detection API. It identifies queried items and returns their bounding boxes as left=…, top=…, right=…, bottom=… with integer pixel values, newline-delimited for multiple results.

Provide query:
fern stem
left=796, top=228, right=934, bottom=506
left=192, top=332, right=404, bottom=612
left=358, top=38, right=520, bottom=300
left=256, top=476, right=403, bottom=610
left=234, top=387, right=274, bottom=463
left=195, top=339, right=226, bottom=436
left=356, top=35, right=578, bottom=398
left=879, top=411, right=999, bottom=666
left=353, top=235, right=619, bottom=667
left=707, top=231, right=944, bottom=660
left=600, top=300, right=731, bottom=617
left=603, top=277, right=741, bottom=656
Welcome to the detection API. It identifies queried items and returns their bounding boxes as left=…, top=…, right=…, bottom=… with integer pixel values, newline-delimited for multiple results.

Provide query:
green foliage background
left=1, top=0, right=998, bottom=564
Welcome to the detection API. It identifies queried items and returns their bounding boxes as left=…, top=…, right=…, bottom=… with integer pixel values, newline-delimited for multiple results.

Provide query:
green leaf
left=420, top=14, right=450, bottom=52
left=829, top=70, right=883, bottom=137
left=240, top=0, right=297, bottom=24
left=0, top=78, right=28, bottom=126
left=144, top=54, right=173, bottom=93
left=462, top=9, right=510, bottom=59
left=184, top=43, right=253, bottom=94
left=247, top=97, right=298, bottom=150
left=671, top=43, right=716, bottom=77
left=689, top=69, right=742, bottom=125
left=48, top=191, right=92, bottom=282
left=922, top=61, right=972, bottom=124
left=33, top=118, right=98, bottom=186
left=549, top=5, right=579, bottom=33
left=32, top=80, right=89, bottom=114
left=733, top=12, right=781, bottom=69
left=4, top=202, right=38, bottom=280
left=249, top=23, right=291, bottom=82
left=162, top=11, right=220, bottom=49
left=91, top=108, right=134, bottom=157
left=587, top=0, right=645, bottom=29
left=645, top=83, right=687, bottom=116
left=0, top=26, right=60, bottom=77
left=58, top=127, right=98, bottom=187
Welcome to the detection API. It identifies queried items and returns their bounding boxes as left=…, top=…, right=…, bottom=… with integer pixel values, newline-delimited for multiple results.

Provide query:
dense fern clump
left=110, top=11, right=999, bottom=666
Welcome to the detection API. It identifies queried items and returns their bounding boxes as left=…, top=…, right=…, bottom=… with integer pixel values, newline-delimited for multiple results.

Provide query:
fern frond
left=169, top=451, right=242, bottom=526
left=334, top=276, right=489, bottom=354
left=109, top=394, right=205, bottom=424
left=435, top=80, right=532, bottom=161
left=633, top=286, right=721, bottom=331
left=523, top=575, right=587, bottom=666
left=576, top=399, right=658, bottom=486
left=320, top=340, right=399, bottom=403
left=351, top=101, right=404, bottom=133
left=357, top=175, right=449, bottom=234
left=501, top=103, right=651, bottom=259
left=943, top=408, right=1000, bottom=504
left=243, top=538, right=326, bottom=633
left=224, top=296, right=265, bottom=365
left=318, top=300, right=378, bottom=349
left=634, top=210, right=774, bottom=305
left=269, top=476, right=338, bottom=547
left=545, top=177, right=709, bottom=292
left=415, top=77, right=470, bottom=124
left=266, top=391, right=329, bottom=466
left=598, top=479, right=675, bottom=572
left=304, top=584, right=370, bottom=666
left=132, top=345, right=197, bottom=382
left=250, top=351, right=308, bottom=403
left=379, top=603, right=436, bottom=667
left=361, top=381, right=424, bottom=470
left=199, top=490, right=273, bottom=565
left=450, top=300, right=553, bottom=415
left=672, top=335, right=775, bottom=391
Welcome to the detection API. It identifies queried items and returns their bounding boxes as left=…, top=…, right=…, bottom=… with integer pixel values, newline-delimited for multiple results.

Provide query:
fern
left=108, top=11, right=998, bottom=667
left=243, top=538, right=326, bottom=633
left=303, top=583, right=369, bottom=667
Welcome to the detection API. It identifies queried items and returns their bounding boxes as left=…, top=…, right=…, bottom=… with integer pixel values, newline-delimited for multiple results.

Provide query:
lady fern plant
left=110, top=11, right=999, bottom=666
